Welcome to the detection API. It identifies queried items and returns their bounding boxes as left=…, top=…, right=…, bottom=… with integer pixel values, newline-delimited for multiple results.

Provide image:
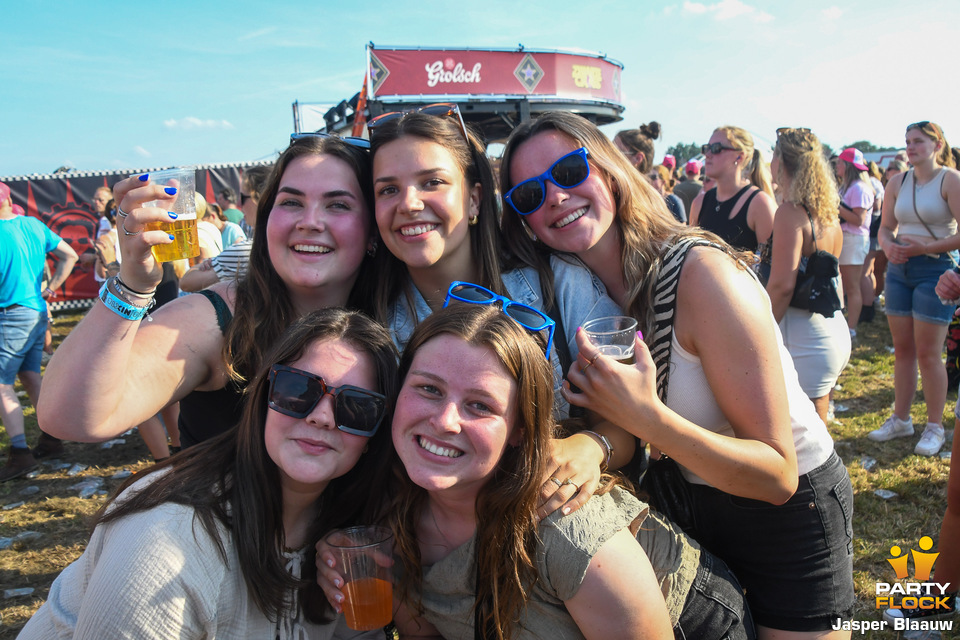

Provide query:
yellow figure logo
left=887, top=536, right=939, bottom=581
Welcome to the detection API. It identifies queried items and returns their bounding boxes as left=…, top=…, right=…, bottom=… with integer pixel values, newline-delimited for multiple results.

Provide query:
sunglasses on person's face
left=289, top=132, right=371, bottom=150
left=443, top=281, right=555, bottom=359
left=267, top=363, right=387, bottom=437
left=701, top=142, right=738, bottom=155
left=504, top=147, right=591, bottom=216
left=907, top=121, right=931, bottom=132
left=648, top=173, right=661, bottom=181
left=775, top=127, right=812, bottom=139
left=240, top=192, right=252, bottom=206
left=367, top=102, right=468, bottom=141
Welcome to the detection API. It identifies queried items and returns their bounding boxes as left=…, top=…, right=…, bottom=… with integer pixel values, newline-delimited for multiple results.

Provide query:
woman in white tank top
left=874, top=121, right=960, bottom=457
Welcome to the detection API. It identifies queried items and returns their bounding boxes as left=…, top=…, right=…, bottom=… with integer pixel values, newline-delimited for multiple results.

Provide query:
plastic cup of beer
left=582, top=316, right=639, bottom=364
left=141, top=167, right=199, bottom=262
left=325, top=525, right=394, bottom=631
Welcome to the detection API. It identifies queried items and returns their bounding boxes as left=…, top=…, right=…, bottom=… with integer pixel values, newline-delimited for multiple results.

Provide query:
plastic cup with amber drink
left=583, top=316, right=639, bottom=364
left=139, top=167, right=199, bottom=262
left=325, top=526, right=394, bottom=631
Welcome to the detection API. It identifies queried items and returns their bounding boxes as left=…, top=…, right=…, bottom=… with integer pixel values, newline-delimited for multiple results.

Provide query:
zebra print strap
left=650, top=237, right=727, bottom=402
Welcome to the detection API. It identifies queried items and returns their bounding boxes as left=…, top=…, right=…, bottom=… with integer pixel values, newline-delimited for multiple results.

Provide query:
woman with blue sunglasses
left=364, top=105, right=627, bottom=518
left=20, top=308, right=397, bottom=639
left=500, top=112, right=854, bottom=639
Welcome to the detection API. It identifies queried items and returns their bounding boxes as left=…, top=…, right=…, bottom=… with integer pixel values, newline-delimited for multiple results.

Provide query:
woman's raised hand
left=538, top=435, right=602, bottom=520
left=113, top=173, right=179, bottom=292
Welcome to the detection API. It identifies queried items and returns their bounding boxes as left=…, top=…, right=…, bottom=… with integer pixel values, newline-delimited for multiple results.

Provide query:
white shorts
left=839, top=232, right=868, bottom=266
left=779, top=307, right=852, bottom=398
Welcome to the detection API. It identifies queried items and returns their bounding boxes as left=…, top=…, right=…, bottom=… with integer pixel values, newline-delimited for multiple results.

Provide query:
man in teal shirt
left=0, top=181, right=78, bottom=481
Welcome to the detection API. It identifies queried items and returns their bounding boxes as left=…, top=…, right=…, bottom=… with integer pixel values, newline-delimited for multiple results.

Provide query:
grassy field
left=0, top=307, right=955, bottom=638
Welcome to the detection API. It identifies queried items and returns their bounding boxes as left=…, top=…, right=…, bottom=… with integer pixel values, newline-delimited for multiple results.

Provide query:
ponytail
left=747, top=148, right=774, bottom=197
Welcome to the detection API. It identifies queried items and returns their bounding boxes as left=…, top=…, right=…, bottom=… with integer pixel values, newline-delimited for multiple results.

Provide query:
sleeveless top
left=177, top=290, right=245, bottom=448
left=894, top=169, right=957, bottom=239
left=697, top=185, right=761, bottom=251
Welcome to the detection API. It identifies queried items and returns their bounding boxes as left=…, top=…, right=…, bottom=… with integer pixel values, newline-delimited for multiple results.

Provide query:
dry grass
left=0, top=308, right=955, bottom=638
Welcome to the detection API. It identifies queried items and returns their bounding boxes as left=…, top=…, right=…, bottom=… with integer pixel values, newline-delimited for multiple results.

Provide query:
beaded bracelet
left=99, top=278, right=155, bottom=322
left=581, top=430, right=614, bottom=472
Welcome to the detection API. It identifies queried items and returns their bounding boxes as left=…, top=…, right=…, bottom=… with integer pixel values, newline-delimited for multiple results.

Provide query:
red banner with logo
left=367, top=47, right=622, bottom=104
left=1, top=164, right=263, bottom=303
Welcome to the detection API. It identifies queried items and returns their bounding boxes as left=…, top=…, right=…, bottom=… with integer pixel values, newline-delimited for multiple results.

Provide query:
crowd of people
left=0, top=108, right=957, bottom=639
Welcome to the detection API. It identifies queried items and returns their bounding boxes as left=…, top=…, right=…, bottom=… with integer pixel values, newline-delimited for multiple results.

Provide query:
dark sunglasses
left=701, top=142, right=738, bottom=155
left=240, top=192, right=252, bottom=206
left=648, top=173, right=661, bottom=181
left=504, top=147, right=591, bottom=216
left=775, top=127, right=811, bottom=139
left=267, top=363, right=387, bottom=437
left=289, top=132, right=371, bottom=150
left=367, top=103, right=468, bottom=141
left=907, top=121, right=931, bottom=131
left=443, top=281, right=555, bottom=359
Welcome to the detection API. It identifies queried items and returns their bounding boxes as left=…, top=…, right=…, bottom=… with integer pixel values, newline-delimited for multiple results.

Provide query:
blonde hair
left=651, top=164, right=675, bottom=194
left=716, top=126, right=774, bottom=197
left=774, top=129, right=840, bottom=229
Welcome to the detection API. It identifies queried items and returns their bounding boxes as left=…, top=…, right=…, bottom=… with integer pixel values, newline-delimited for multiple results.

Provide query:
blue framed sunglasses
left=443, top=281, right=555, bottom=359
left=504, top=147, right=591, bottom=215
left=267, top=363, right=387, bottom=437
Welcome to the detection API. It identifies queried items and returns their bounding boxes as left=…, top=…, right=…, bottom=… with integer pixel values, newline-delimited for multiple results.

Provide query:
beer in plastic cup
left=325, top=526, right=393, bottom=631
left=583, top=316, right=638, bottom=364
left=140, top=167, right=198, bottom=262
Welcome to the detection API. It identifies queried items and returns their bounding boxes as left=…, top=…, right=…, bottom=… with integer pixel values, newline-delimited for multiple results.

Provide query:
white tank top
left=664, top=309, right=835, bottom=486
left=894, top=169, right=956, bottom=239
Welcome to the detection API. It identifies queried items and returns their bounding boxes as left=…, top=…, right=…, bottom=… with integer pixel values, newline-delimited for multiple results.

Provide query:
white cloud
left=133, top=146, right=151, bottom=158
left=682, top=0, right=774, bottom=23
left=163, top=117, right=235, bottom=131
left=239, top=26, right=277, bottom=41
left=822, top=6, right=842, bottom=20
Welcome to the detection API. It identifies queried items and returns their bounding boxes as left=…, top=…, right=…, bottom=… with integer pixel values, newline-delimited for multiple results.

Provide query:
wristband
left=99, top=279, right=155, bottom=322
left=581, top=430, right=614, bottom=472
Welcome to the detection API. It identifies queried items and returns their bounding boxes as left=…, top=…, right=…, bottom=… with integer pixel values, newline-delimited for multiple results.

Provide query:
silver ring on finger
left=121, top=218, right=141, bottom=237
left=116, top=206, right=129, bottom=218
left=562, top=478, right=580, bottom=491
left=548, top=476, right=563, bottom=488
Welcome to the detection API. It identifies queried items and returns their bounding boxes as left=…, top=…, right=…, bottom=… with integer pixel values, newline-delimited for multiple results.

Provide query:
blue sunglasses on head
left=443, top=281, right=555, bottom=359
left=504, top=147, right=591, bottom=215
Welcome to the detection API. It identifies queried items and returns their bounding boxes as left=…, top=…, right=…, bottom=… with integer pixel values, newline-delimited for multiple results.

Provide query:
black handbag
left=789, top=209, right=843, bottom=318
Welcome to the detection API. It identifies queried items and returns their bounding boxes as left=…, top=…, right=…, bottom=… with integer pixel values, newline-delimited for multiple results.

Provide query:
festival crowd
left=1, top=107, right=958, bottom=639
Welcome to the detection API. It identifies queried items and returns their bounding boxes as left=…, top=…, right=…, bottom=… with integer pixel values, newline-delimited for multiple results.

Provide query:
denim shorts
left=885, top=253, right=958, bottom=325
left=675, top=550, right=756, bottom=640
left=0, top=305, right=47, bottom=384
left=685, top=452, right=855, bottom=631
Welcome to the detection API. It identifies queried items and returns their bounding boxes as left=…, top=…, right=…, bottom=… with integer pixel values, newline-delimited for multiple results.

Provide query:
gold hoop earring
left=468, top=215, right=478, bottom=226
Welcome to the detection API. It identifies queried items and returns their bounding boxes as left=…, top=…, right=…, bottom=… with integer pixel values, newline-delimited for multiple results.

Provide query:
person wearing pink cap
left=873, top=122, right=960, bottom=458
left=674, top=159, right=704, bottom=215
left=835, top=148, right=875, bottom=342
left=0, top=181, right=78, bottom=481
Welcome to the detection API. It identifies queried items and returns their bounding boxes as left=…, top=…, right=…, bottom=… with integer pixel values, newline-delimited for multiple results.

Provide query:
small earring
left=521, top=220, right=538, bottom=242
left=366, top=238, right=378, bottom=257
left=468, top=215, right=478, bottom=226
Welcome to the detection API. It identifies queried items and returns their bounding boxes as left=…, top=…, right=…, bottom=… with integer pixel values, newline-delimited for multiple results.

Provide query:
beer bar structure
left=293, top=44, right=626, bottom=142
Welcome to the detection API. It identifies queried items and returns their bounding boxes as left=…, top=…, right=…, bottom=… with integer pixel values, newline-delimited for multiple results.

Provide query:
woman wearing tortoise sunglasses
left=500, top=111, right=855, bottom=639
left=871, top=121, right=960, bottom=457
left=363, top=103, right=628, bottom=519
left=40, top=134, right=381, bottom=451
left=21, top=308, right=397, bottom=639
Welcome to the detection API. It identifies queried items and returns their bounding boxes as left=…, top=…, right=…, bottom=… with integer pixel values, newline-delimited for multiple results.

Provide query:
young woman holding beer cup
left=498, top=111, right=855, bottom=638
left=20, top=308, right=397, bottom=639
left=38, top=134, right=379, bottom=448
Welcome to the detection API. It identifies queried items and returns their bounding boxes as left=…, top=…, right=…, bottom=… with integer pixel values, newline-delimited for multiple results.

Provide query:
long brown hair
left=499, top=111, right=737, bottom=338
left=391, top=304, right=554, bottom=640
left=907, top=121, right=956, bottom=168
left=367, top=112, right=511, bottom=324
left=98, top=308, right=399, bottom=624
left=614, top=121, right=661, bottom=173
left=225, top=136, right=377, bottom=383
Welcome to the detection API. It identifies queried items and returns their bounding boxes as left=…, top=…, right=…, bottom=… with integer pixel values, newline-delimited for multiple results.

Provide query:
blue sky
left=3, top=0, right=958, bottom=177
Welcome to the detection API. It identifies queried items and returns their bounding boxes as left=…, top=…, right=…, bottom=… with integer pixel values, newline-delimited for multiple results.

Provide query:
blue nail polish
left=164, top=187, right=177, bottom=196
left=138, top=174, right=149, bottom=182
left=167, top=234, right=175, bottom=240
left=168, top=211, right=178, bottom=219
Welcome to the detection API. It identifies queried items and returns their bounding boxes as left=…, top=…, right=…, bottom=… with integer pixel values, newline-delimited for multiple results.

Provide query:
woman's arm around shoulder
left=38, top=282, right=236, bottom=441
left=564, top=527, right=673, bottom=640
left=747, top=189, right=777, bottom=243
left=766, top=201, right=807, bottom=322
